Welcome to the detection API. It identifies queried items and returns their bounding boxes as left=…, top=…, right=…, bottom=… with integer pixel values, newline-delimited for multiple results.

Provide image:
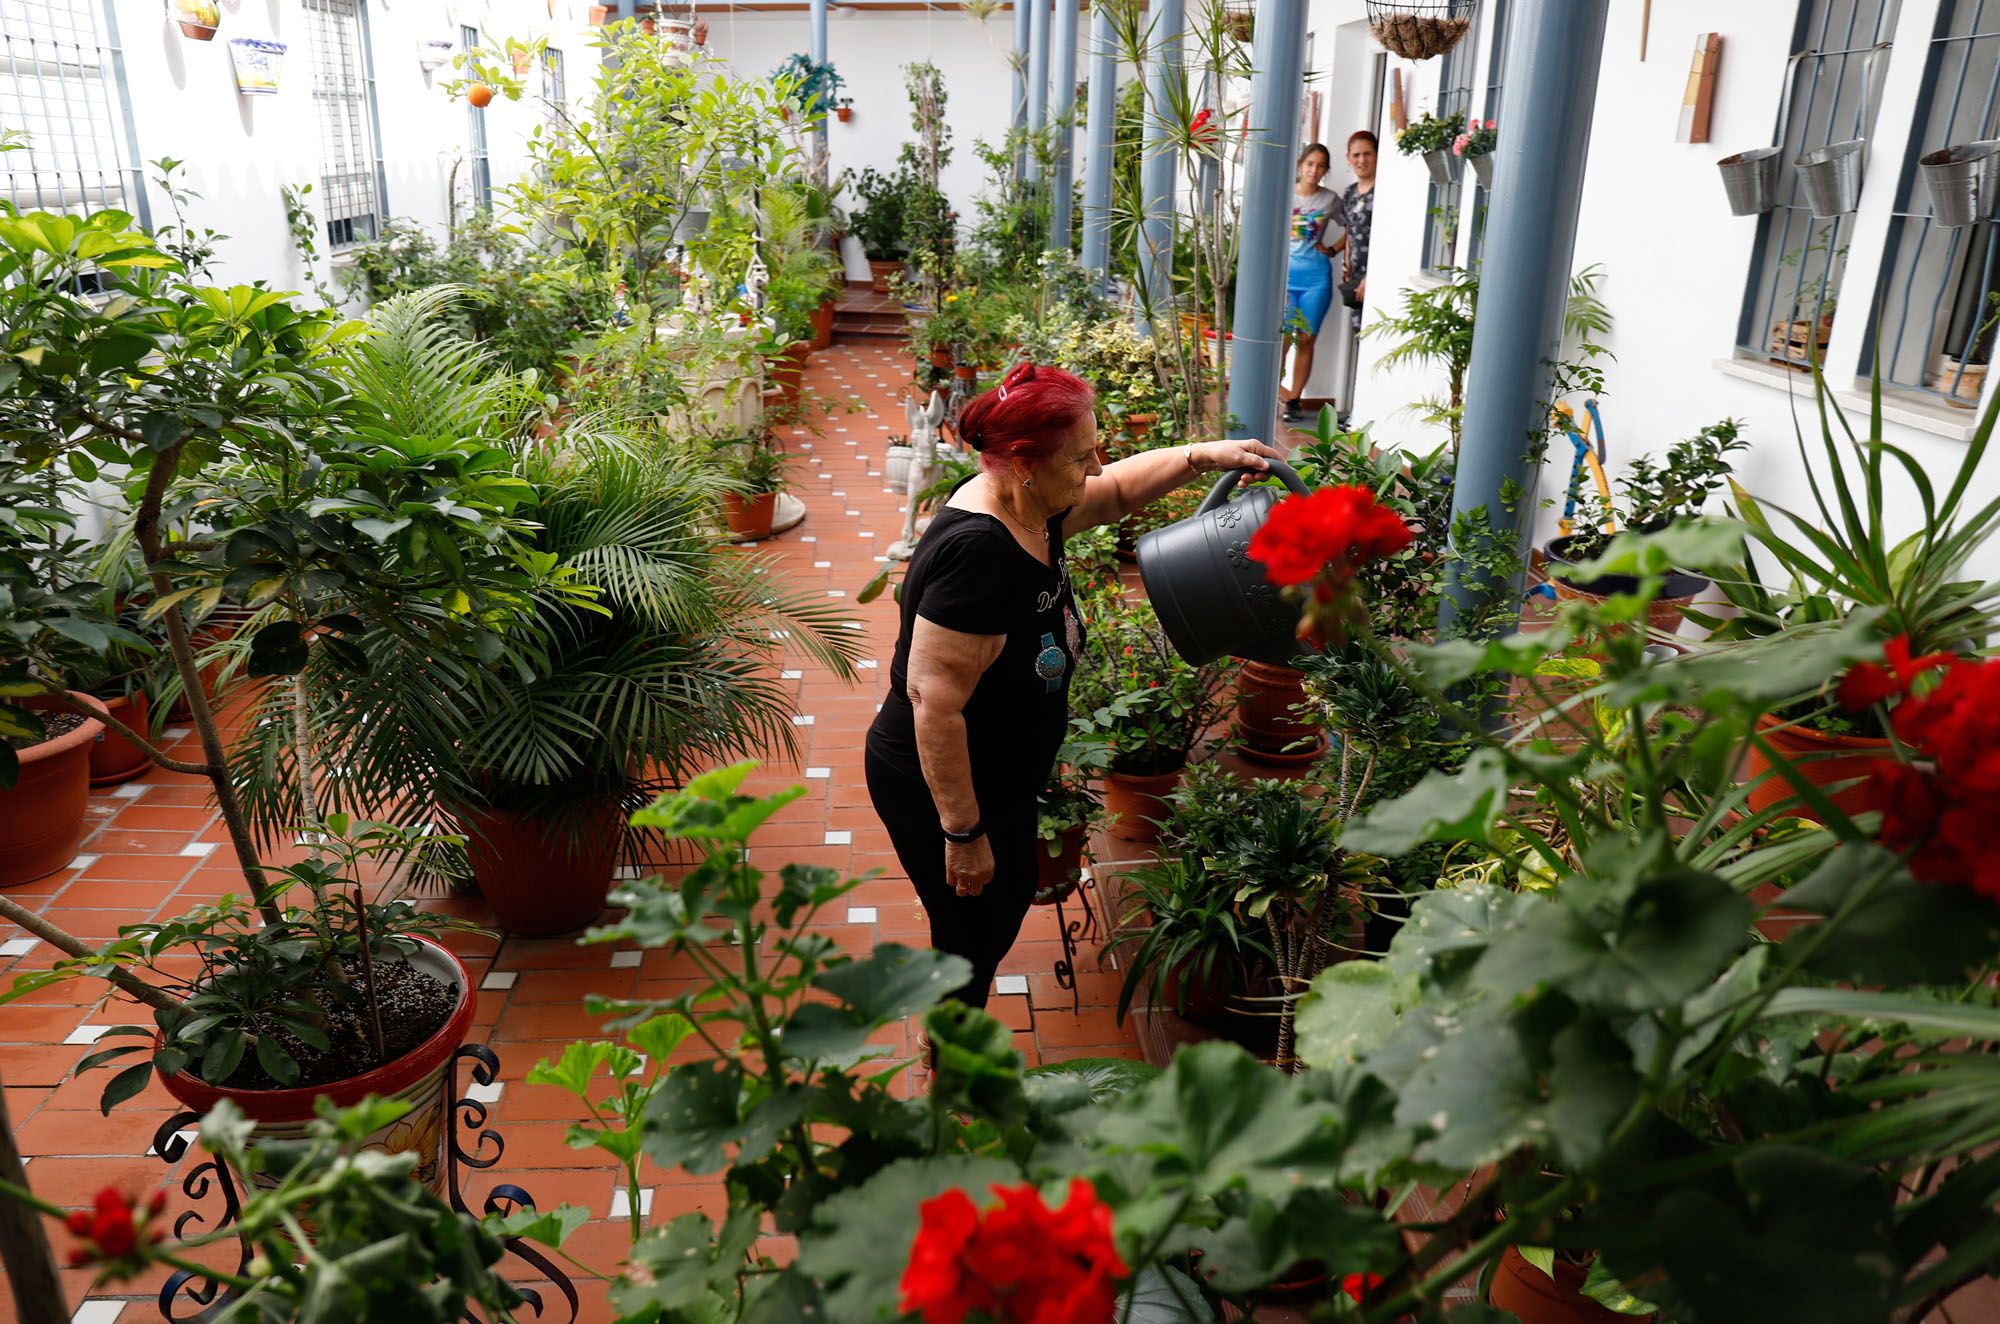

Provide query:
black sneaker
left=1280, top=399, right=1304, bottom=423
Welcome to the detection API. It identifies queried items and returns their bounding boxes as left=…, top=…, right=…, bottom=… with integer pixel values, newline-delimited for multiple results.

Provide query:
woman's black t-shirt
left=865, top=496, right=1083, bottom=822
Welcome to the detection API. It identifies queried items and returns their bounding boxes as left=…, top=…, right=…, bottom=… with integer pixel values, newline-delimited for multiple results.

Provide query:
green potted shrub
left=718, top=433, right=790, bottom=543
left=1034, top=734, right=1108, bottom=905
left=1394, top=109, right=1467, bottom=186
left=850, top=164, right=911, bottom=294
left=1101, top=850, right=1277, bottom=1030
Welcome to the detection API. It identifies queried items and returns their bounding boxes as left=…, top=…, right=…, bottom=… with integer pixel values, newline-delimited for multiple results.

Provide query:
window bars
left=302, top=0, right=387, bottom=250
left=463, top=25, right=493, bottom=215
left=1419, top=0, right=1481, bottom=273
left=1465, top=0, right=1512, bottom=268
left=0, top=0, right=146, bottom=222
left=1868, top=0, right=2000, bottom=408
left=1733, top=0, right=1902, bottom=371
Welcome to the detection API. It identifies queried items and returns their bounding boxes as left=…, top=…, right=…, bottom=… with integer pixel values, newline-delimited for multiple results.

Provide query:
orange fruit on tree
left=468, top=83, right=494, bottom=108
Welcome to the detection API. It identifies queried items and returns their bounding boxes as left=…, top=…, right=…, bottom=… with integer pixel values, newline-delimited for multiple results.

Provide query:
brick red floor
left=0, top=342, right=1142, bottom=1323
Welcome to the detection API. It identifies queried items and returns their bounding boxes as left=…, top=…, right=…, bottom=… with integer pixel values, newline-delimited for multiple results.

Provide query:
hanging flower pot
left=1366, top=1, right=1474, bottom=61
left=417, top=38, right=455, bottom=73
left=1794, top=139, right=1866, bottom=218
left=1222, top=7, right=1255, bottom=41
left=1717, top=147, right=1784, bottom=215
left=836, top=99, right=854, bottom=123
left=1469, top=152, right=1494, bottom=188
left=228, top=37, right=288, bottom=97
left=1920, top=140, right=2000, bottom=227
left=1422, top=148, right=1456, bottom=187
left=175, top=0, right=220, bottom=40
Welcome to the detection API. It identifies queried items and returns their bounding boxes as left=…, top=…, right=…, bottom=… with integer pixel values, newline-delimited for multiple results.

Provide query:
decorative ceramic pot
left=1487, top=1247, right=1639, bottom=1324
left=87, top=691, right=152, bottom=787
left=723, top=491, right=780, bottom=541
left=0, top=692, right=101, bottom=887
left=1740, top=713, right=1895, bottom=824
left=458, top=803, right=622, bottom=936
left=1234, top=660, right=1327, bottom=763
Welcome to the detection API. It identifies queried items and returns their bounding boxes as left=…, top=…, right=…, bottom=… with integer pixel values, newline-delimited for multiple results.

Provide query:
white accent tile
left=799, top=442, right=813, bottom=450
left=844, top=510, right=861, bottom=517
left=610, top=1187, right=654, bottom=1219
left=858, top=660, right=879, bottom=669
left=466, top=1079, right=504, bottom=1104
left=480, top=970, right=518, bottom=991
left=993, top=975, right=1031, bottom=996
left=781, top=669, right=804, bottom=680
left=818, top=472, right=833, bottom=480
left=178, top=841, right=217, bottom=858
left=800, top=536, right=817, bottom=543
left=873, top=556, right=890, bottom=563
left=867, top=470, right=881, bottom=477
left=67, top=854, right=98, bottom=871
left=814, top=560, right=832, bottom=569
left=844, top=622, right=864, bottom=630
left=846, top=906, right=878, bottom=924
left=831, top=491, right=845, bottom=498
left=804, top=767, right=832, bottom=779
left=792, top=715, right=816, bottom=726
left=110, top=783, right=148, bottom=800
left=62, top=1024, right=110, bottom=1046
left=610, top=950, right=643, bottom=969
left=827, top=589, right=846, bottom=597
left=835, top=427, right=849, bottom=433
left=161, top=727, right=191, bottom=740
left=73, top=1298, right=126, bottom=1324
left=144, top=1128, right=197, bottom=1159
left=0, top=938, right=40, bottom=957
left=858, top=531, right=874, bottom=538
left=824, top=830, right=852, bottom=845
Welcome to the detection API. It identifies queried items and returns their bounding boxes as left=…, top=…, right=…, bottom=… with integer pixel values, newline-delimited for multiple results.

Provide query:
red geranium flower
left=1835, top=634, right=1955, bottom=712
left=63, top=1186, right=167, bottom=1270
left=1248, top=486, right=1413, bottom=588
left=1871, top=656, right=2000, bottom=900
left=900, top=1178, right=1128, bottom=1324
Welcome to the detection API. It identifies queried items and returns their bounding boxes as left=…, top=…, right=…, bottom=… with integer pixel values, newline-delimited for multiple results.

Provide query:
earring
left=1024, top=476, right=1034, bottom=487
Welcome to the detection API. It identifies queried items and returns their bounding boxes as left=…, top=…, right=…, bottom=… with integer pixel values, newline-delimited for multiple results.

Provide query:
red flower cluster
left=900, top=1178, right=1128, bottom=1324
left=1872, top=655, right=2000, bottom=899
left=1190, top=108, right=1219, bottom=149
left=63, top=1186, right=167, bottom=1268
left=1248, top=486, right=1414, bottom=588
left=1835, top=634, right=1954, bottom=712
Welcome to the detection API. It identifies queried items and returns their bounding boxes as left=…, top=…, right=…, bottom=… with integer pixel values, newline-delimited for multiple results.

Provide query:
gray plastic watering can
left=1136, top=458, right=1311, bottom=668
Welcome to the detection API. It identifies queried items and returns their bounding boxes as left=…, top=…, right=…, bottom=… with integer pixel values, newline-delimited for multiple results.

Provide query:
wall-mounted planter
left=418, top=38, right=456, bottom=73
left=175, top=0, right=220, bottom=40
left=1717, top=147, right=1784, bottom=215
left=1921, top=140, right=2000, bottom=228
left=1421, top=148, right=1455, bottom=187
left=1794, top=139, right=1865, bottom=218
left=228, top=38, right=288, bottom=96
left=1468, top=152, right=1493, bottom=189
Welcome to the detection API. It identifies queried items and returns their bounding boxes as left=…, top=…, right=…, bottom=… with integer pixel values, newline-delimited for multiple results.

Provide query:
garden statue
left=886, top=390, right=946, bottom=561
left=743, top=251, right=769, bottom=314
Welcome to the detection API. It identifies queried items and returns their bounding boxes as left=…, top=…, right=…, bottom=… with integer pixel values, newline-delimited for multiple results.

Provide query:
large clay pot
left=1033, top=824, right=1088, bottom=905
left=1487, top=1247, right=1639, bottom=1324
left=1103, top=767, right=1182, bottom=842
left=1136, top=458, right=1310, bottom=667
left=723, top=491, right=779, bottom=541
left=161, top=938, right=473, bottom=1197
left=810, top=298, right=836, bottom=351
left=1234, top=660, right=1327, bottom=763
left=458, top=802, right=622, bottom=936
left=87, top=691, right=152, bottom=787
left=868, top=259, right=901, bottom=295
left=767, top=343, right=811, bottom=408
left=1545, top=532, right=1710, bottom=635
left=1, top=692, right=103, bottom=887
left=1740, top=712, right=1895, bottom=824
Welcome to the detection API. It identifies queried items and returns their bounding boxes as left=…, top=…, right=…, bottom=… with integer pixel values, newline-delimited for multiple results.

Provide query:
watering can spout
left=1136, top=457, right=1312, bottom=667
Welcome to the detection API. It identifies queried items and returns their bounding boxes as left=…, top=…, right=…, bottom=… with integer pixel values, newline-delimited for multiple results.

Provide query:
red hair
left=957, top=363, right=1096, bottom=471
left=1347, top=130, right=1378, bottom=153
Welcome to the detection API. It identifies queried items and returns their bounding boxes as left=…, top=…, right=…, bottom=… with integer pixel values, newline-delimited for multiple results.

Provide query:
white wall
left=1345, top=0, right=2000, bottom=552
left=701, top=9, right=1020, bottom=282
left=106, top=0, right=605, bottom=304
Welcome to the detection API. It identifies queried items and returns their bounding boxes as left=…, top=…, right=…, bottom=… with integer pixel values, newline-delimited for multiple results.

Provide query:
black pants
left=864, top=741, right=1038, bottom=1011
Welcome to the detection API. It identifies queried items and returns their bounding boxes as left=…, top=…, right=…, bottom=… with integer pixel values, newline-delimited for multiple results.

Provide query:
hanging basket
left=1794, top=139, right=1865, bottom=218
left=1366, top=0, right=1475, bottom=61
left=1920, top=140, right=2000, bottom=228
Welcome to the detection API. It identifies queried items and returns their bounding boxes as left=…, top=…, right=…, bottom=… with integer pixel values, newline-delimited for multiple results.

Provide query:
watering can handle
left=1195, top=456, right=1310, bottom=515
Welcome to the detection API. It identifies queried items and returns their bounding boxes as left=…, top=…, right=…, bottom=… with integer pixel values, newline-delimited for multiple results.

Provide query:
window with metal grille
left=1867, top=1, right=2000, bottom=408
left=302, top=0, right=387, bottom=250
left=0, top=0, right=146, bottom=222
left=1466, top=0, right=1512, bottom=268
left=1420, top=6, right=1481, bottom=273
left=542, top=48, right=566, bottom=121
left=1734, top=0, right=1900, bottom=371
left=464, top=25, right=493, bottom=214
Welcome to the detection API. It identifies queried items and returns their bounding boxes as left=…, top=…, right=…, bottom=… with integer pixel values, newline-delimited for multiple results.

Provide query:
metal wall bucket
left=1795, top=139, right=1865, bottom=218
left=1469, top=153, right=1493, bottom=189
left=1422, top=149, right=1455, bottom=187
left=1136, top=459, right=1311, bottom=668
left=1921, top=140, right=2000, bottom=228
left=1718, top=147, right=1784, bottom=215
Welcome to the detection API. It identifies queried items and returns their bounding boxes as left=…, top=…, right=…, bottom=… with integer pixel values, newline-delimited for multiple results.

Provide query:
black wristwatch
left=940, top=820, right=986, bottom=844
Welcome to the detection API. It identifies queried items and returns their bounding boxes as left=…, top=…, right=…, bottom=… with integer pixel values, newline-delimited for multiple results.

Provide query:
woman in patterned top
left=1329, top=130, right=1378, bottom=334
left=1281, top=143, right=1342, bottom=423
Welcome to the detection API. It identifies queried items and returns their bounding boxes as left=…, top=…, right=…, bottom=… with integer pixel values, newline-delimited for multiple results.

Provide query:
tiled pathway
left=0, top=342, right=1141, bottom=1323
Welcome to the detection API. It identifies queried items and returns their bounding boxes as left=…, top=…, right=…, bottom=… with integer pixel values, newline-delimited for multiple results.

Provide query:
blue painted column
left=1079, top=3, right=1117, bottom=285
left=1136, top=0, right=1184, bottom=334
left=1048, top=0, right=1080, bottom=249
left=1027, top=0, right=1051, bottom=183
left=1441, top=0, right=1610, bottom=634
left=1013, top=1, right=1032, bottom=180
left=1222, top=0, right=1308, bottom=443
left=810, top=0, right=829, bottom=164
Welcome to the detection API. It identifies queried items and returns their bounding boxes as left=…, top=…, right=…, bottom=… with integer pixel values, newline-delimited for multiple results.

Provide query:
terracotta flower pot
left=87, top=691, right=153, bottom=787
left=0, top=692, right=102, bottom=887
left=1234, top=660, right=1327, bottom=764
left=1740, top=712, right=1896, bottom=824
left=810, top=298, right=836, bottom=351
left=836, top=106, right=853, bottom=123
left=588, top=4, right=611, bottom=23
left=767, top=342, right=811, bottom=408
left=953, top=363, right=977, bottom=382
left=929, top=348, right=954, bottom=371
left=1487, top=1247, right=1638, bottom=1324
left=868, top=259, right=901, bottom=295
left=723, top=490, right=779, bottom=541
left=458, top=802, right=622, bottom=936
left=160, top=938, right=474, bottom=1197
left=1103, top=766, right=1182, bottom=842
left=178, top=20, right=219, bottom=39
left=1122, top=412, right=1160, bottom=445
left=1033, top=824, right=1088, bottom=905
left=1544, top=533, right=1709, bottom=636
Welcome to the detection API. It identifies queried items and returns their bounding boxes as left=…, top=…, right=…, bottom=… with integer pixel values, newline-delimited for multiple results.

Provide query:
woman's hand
left=1190, top=438, right=1287, bottom=479
left=946, top=836, right=996, bottom=897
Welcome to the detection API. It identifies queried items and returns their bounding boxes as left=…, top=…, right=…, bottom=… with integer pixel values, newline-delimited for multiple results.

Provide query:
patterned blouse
left=1337, top=182, right=1375, bottom=291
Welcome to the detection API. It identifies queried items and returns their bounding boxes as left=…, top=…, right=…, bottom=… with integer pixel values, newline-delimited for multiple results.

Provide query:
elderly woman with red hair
left=864, top=363, right=1282, bottom=1010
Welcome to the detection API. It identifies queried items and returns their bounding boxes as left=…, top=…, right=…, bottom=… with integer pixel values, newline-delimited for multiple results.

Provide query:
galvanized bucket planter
left=1469, top=152, right=1493, bottom=189
left=1422, top=149, right=1455, bottom=187
left=1921, top=140, right=2000, bottom=227
left=1136, top=459, right=1311, bottom=668
left=1718, top=147, right=1785, bottom=215
left=1795, top=139, right=1866, bottom=217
